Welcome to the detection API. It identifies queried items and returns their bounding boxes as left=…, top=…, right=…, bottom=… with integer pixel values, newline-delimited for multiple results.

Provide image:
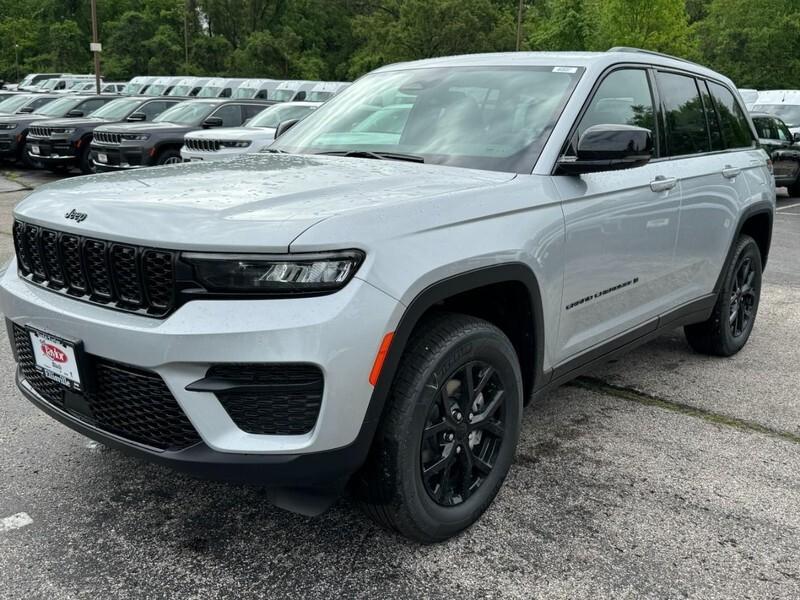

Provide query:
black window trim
left=552, top=63, right=663, bottom=175
left=651, top=66, right=757, bottom=160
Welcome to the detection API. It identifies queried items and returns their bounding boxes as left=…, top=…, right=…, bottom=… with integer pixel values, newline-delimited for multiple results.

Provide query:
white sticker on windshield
left=552, top=67, right=578, bottom=73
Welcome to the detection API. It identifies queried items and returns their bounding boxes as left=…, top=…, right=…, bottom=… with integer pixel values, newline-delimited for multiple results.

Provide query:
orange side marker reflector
left=369, top=332, right=394, bottom=386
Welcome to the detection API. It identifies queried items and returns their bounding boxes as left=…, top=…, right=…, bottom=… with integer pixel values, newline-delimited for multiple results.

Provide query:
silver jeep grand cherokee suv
left=1, top=48, right=774, bottom=542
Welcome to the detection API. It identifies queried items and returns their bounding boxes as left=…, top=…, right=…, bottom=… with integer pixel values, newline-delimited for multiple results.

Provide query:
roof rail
left=607, top=46, right=702, bottom=68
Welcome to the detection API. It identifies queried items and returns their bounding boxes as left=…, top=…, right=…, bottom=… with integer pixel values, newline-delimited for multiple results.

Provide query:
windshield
left=0, top=95, right=35, bottom=114
left=169, top=84, right=194, bottom=96
left=233, top=86, right=257, bottom=99
left=272, top=88, right=297, bottom=102
left=248, top=104, right=316, bottom=128
left=307, top=91, right=333, bottom=102
left=144, top=84, right=168, bottom=96
left=197, top=86, right=222, bottom=98
left=40, top=79, right=60, bottom=91
left=121, top=81, right=145, bottom=95
left=754, top=104, right=800, bottom=127
left=32, top=96, right=82, bottom=116
left=18, top=75, right=35, bottom=87
left=272, top=66, right=583, bottom=173
left=90, top=97, right=142, bottom=120
left=153, top=102, right=216, bottom=125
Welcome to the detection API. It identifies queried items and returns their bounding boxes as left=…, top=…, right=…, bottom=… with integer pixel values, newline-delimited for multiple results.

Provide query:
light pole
left=14, top=44, right=19, bottom=82
left=90, top=0, right=101, bottom=93
left=516, top=0, right=525, bottom=51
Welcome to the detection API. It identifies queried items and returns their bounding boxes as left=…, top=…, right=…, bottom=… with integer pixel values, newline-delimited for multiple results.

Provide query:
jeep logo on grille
left=64, top=209, right=87, bottom=223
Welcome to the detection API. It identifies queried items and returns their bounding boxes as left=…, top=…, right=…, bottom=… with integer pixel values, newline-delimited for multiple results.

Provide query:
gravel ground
left=0, top=169, right=798, bottom=599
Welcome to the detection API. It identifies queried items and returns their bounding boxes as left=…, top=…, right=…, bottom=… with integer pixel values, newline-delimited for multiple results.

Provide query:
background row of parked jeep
left=3, top=73, right=800, bottom=194
left=0, top=73, right=350, bottom=174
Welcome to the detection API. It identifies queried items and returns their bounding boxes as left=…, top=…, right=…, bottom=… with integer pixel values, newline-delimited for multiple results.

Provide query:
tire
left=684, top=234, right=762, bottom=356
left=357, top=312, right=523, bottom=543
left=79, top=144, right=95, bottom=174
left=156, top=149, right=182, bottom=166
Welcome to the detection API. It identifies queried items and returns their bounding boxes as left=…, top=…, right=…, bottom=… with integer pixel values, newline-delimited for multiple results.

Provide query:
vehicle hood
left=185, top=127, right=274, bottom=141
left=98, top=121, right=194, bottom=134
left=14, top=153, right=515, bottom=252
left=33, top=116, right=109, bottom=128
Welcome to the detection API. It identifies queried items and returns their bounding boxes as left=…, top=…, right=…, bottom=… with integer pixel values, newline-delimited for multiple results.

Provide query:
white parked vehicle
left=232, top=79, right=280, bottom=100
left=168, top=77, right=209, bottom=97
left=16, top=73, right=64, bottom=92
left=752, top=89, right=800, bottom=136
left=68, top=81, right=125, bottom=95
left=143, top=77, right=182, bottom=96
left=181, top=101, right=320, bottom=162
left=196, top=78, right=247, bottom=98
left=271, top=80, right=316, bottom=102
left=120, top=76, right=160, bottom=96
left=40, top=76, right=98, bottom=93
left=738, top=88, right=759, bottom=110
left=306, top=81, right=350, bottom=102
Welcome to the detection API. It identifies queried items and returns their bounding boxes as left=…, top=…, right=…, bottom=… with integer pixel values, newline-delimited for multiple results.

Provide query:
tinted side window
left=211, top=104, right=244, bottom=126
left=774, top=118, right=792, bottom=142
left=699, top=81, right=724, bottom=151
left=220, top=87, right=232, bottom=98
left=243, top=104, right=266, bottom=120
left=572, top=68, right=655, bottom=153
left=752, top=116, right=775, bottom=140
left=140, top=101, right=171, bottom=120
left=708, top=82, right=755, bottom=149
left=656, top=72, right=709, bottom=156
left=79, top=98, right=107, bottom=114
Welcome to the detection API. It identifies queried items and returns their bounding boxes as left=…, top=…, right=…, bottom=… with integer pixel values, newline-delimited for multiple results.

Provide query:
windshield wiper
left=317, top=150, right=424, bottom=163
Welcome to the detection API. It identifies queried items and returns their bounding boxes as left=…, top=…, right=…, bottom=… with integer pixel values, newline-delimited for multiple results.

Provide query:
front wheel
left=156, top=149, right=182, bottom=166
left=684, top=234, right=762, bottom=356
left=358, top=313, right=522, bottom=543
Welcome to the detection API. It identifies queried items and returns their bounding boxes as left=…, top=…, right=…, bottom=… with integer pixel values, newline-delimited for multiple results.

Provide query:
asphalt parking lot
left=0, top=168, right=798, bottom=600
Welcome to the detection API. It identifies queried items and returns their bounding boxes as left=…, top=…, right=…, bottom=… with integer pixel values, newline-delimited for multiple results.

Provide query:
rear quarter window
left=707, top=82, right=755, bottom=149
left=656, top=71, right=710, bottom=156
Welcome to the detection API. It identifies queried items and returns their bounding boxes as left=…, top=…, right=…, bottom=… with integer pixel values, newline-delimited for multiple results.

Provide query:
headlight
left=0, top=123, right=17, bottom=130
left=182, top=250, right=364, bottom=294
left=120, top=133, right=150, bottom=141
left=52, top=127, right=76, bottom=134
left=219, top=140, right=251, bottom=148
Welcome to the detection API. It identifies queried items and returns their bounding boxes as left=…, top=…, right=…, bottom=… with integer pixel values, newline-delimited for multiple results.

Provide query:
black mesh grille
left=13, top=221, right=176, bottom=317
left=207, top=364, right=323, bottom=435
left=13, top=323, right=200, bottom=450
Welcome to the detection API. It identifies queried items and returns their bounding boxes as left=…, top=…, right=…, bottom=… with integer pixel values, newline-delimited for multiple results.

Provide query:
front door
left=552, top=67, right=681, bottom=364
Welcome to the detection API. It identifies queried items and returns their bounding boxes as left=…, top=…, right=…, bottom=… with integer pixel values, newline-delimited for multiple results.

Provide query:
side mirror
left=557, top=124, right=653, bottom=175
left=275, top=118, right=300, bottom=138
left=66, top=110, right=84, bottom=117
left=202, top=116, right=224, bottom=128
left=127, top=112, right=146, bottom=122
left=793, top=132, right=800, bottom=143
left=18, top=106, right=34, bottom=113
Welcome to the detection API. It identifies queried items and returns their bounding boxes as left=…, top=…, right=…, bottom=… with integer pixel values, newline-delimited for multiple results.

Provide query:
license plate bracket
left=26, top=326, right=92, bottom=393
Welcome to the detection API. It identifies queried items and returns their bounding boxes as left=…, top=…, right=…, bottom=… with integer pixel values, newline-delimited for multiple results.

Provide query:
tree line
left=0, top=0, right=796, bottom=89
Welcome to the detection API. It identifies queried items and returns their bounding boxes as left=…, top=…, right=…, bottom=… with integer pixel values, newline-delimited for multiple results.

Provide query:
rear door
left=553, top=67, right=682, bottom=363
left=663, top=74, right=760, bottom=303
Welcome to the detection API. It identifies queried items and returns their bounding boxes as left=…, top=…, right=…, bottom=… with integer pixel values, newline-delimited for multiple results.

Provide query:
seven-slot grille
left=185, top=138, right=221, bottom=152
left=28, top=125, right=54, bottom=138
left=93, top=131, right=121, bottom=145
left=12, top=323, right=201, bottom=450
left=13, top=220, right=176, bottom=316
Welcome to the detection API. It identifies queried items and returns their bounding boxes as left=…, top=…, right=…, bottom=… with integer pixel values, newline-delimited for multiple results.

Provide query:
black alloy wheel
left=421, top=360, right=506, bottom=506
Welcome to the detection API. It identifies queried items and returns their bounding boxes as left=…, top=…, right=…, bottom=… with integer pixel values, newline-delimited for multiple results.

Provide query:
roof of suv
left=376, top=49, right=726, bottom=82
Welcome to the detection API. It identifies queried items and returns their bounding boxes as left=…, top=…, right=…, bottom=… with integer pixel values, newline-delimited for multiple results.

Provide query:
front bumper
left=26, top=138, right=79, bottom=165
left=90, top=144, right=151, bottom=171
left=1, top=262, right=401, bottom=461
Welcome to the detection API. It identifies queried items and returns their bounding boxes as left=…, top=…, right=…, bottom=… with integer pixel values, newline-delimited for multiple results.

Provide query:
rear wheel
left=358, top=313, right=522, bottom=543
left=684, top=234, right=762, bottom=356
left=157, top=149, right=182, bottom=166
